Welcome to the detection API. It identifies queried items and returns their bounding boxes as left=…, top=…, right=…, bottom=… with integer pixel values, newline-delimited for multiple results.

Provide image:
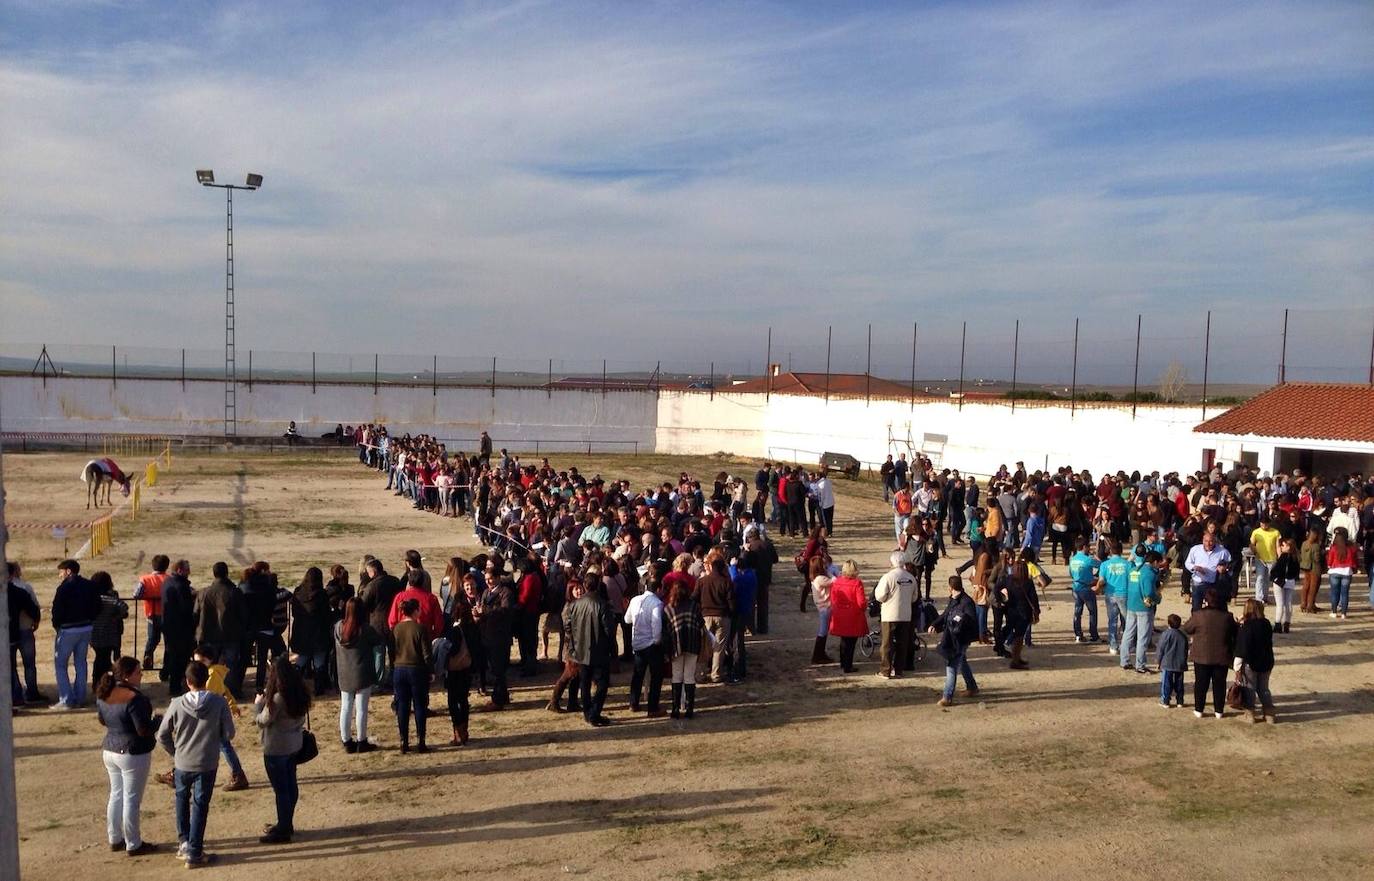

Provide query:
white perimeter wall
left=2, top=375, right=1232, bottom=474
left=0, top=376, right=656, bottom=452
left=656, top=391, right=1228, bottom=477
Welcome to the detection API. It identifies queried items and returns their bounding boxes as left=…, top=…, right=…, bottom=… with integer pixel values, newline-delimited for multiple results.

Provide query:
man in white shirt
left=624, top=582, right=666, bottom=717
left=814, top=474, right=836, bottom=536
left=1184, top=532, right=1233, bottom=612
left=1329, top=497, right=1359, bottom=544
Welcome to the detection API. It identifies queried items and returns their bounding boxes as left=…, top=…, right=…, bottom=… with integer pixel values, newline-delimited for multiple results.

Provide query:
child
left=194, top=645, right=250, bottom=791
left=1156, top=614, right=1188, bottom=708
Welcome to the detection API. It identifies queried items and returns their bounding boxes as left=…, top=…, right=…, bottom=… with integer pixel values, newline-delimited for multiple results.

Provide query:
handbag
left=294, top=711, right=319, bottom=765
left=447, top=630, right=473, bottom=672
left=1225, top=669, right=1247, bottom=711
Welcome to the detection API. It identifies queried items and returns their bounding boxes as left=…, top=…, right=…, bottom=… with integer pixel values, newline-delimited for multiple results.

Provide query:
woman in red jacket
left=828, top=560, right=869, bottom=673
left=1326, top=527, right=1358, bottom=619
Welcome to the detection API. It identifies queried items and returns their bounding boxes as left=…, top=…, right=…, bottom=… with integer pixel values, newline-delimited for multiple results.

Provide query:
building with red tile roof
left=1193, top=382, right=1374, bottom=476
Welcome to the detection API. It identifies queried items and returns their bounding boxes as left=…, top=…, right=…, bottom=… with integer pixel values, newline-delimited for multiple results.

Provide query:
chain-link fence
left=5, top=306, right=1371, bottom=402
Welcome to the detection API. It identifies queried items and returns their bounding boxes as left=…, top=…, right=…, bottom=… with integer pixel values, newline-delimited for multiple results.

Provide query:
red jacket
left=387, top=587, right=443, bottom=639
left=828, top=576, right=868, bottom=638
left=517, top=573, right=543, bottom=614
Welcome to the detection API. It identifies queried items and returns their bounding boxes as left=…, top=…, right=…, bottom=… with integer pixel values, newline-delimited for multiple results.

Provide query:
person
left=548, top=578, right=586, bottom=715
left=1270, top=537, right=1300, bottom=633
left=814, top=471, right=836, bottom=536
left=156, top=660, right=234, bottom=868
left=7, top=563, right=42, bottom=705
left=289, top=567, right=334, bottom=695
left=438, top=609, right=475, bottom=746
left=1097, top=541, right=1131, bottom=656
left=1068, top=537, right=1101, bottom=644
left=132, top=555, right=169, bottom=672
left=90, top=571, right=129, bottom=685
left=254, top=656, right=310, bottom=843
left=567, top=574, right=617, bottom=727
left=50, top=559, right=100, bottom=710
left=334, top=596, right=381, bottom=753
left=160, top=561, right=196, bottom=697
left=1326, top=526, right=1357, bottom=619
left=388, top=567, right=444, bottom=640
left=1249, top=515, right=1282, bottom=603
left=664, top=579, right=705, bottom=719
left=239, top=561, right=282, bottom=694
left=514, top=558, right=544, bottom=676
left=479, top=430, right=493, bottom=467
left=828, top=560, right=868, bottom=674
left=697, top=556, right=736, bottom=684
left=998, top=559, right=1040, bottom=670
left=892, top=484, right=914, bottom=542
left=95, top=656, right=159, bottom=856
left=727, top=553, right=758, bottom=682
left=930, top=576, right=979, bottom=707
left=1235, top=599, right=1277, bottom=724
left=1298, top=528, right=1324, bottom=614
left=1156, top=613, right=1188, bottom=708
left=1182, top=588, right=1238, bottom=719
left=1020, top=502, right=1046, bottom=561
left=625, top=576, right=666, bottom=716
left=358, top=558, right=403, bottom=690
left=1184, top=532, right=1233, bottom=613
left=880, top=455, right=895, bottom=503
left=474, top=573, right=515, bottom=709
left=873, top=551, right=917, bottom=679
left=191, top=645, right=250, bottom=792
left=391, top=598, right=432, bottom=753
left=808, top=556, right=834, bottom=665
left=194, top=562, right=245, bottom=697
left=1120, top=549, right=1160, bottom=674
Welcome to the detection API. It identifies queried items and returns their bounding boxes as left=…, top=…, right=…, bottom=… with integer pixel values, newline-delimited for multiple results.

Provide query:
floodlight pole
left=199, top=174, right=260, bottom=439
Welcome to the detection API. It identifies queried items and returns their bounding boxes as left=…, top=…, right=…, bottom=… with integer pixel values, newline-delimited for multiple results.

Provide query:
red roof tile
left=1194, top=383, right=1374, bottom=443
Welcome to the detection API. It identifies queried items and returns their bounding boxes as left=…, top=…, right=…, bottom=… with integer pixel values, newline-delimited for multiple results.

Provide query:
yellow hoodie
left=202, top=662, right=240, bottom=720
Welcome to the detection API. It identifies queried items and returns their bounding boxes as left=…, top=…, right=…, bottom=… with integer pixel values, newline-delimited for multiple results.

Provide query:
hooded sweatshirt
left=156, top=689, right=234, bottom=772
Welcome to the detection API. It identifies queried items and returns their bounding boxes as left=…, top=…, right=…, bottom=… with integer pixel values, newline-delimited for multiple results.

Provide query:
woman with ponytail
left=95, top=656, right=160, bottom=855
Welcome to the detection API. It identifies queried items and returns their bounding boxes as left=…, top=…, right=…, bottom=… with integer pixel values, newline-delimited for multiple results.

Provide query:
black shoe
left=356, top=741, right=377, bottom=754
left=400, top=741, right=409, bottom=754
left=591, top=715, right=612, bottom=727
left=259, top=829, right=292, bottom=845
left=343, top=739, right=357, bottom=754
left=110, top=841, right=125, bottom=852
left=126, top=842, right=158, bottom=857
left=414, top=743, right=429, bottom=754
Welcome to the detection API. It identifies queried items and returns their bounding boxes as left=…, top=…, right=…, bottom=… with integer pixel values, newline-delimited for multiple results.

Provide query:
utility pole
left=0, top=400, right=22, bottom=878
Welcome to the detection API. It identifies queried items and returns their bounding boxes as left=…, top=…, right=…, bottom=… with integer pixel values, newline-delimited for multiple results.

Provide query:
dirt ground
left=4, top=448, right=1373, bottom=881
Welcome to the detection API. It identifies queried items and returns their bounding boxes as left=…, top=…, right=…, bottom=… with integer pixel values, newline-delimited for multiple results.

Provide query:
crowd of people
left=5, top=428, right=1371, bottom=866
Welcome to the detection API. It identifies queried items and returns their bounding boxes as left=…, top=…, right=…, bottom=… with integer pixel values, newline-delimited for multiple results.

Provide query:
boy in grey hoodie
left=1156, top=614, right=1189, bottom=708
left=157, top=661, right=234, bottom=868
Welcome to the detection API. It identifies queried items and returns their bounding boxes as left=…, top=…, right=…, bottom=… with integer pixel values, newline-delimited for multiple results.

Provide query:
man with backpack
left=930, top=576, right=980, bottom=707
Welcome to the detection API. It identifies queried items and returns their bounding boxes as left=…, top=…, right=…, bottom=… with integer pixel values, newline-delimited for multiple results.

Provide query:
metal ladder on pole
left=224, top=187, right=237, bottom=438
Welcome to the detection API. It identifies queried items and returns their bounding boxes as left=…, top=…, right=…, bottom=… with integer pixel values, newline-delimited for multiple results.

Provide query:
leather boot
left=670, top=683, right=683, bottom=719
left=799, top=590, right=808, bottom=613
left=458, top=723, right=469, bottom=745
left=223, top=770, right=249, bottom=792
left=1009, top=640, right=1029, bottom=670
left=684, top=684, right=696, bottom=719
left=810, top=637, right=828, bottom=665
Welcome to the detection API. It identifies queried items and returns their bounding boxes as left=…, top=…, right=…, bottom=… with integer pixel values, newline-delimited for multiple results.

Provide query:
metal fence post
left=1131, top=314, right=1142, bottom=418
left=1201, top=311, right=1211, bottom=420
left=491, top=357, right=496, bottom=398
left=1070, top=318, right=1080, bottom=418
left=910, top=322, right=917, bottom=411
left=112, top=345, right=117, bottom=387
left=957, top=321, right=966, bottom=411
left=248, top=350, right=253, bottom=392
left=1011, top=318, right=1020, bottom=412
left=432, top=355, right=437, bottom=397
left=824, top=326, right=832, bottom=403
left=602, top=359, right=607, bottom=396
left=865, top=323, right=872, bottom=405
left=312, top=351, right=316, bottom=393
left=710, top=362, right=714, bottom=400
left=548, top=359, right=553, bottom=399
left=765, top=327, right=772, bottom=401
left=374, top=354, right=378, bottom=395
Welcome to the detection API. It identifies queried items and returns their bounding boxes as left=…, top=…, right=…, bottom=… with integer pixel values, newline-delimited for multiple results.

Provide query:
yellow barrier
left=145, top=461, right=159, bottom=487
left=90, top=516, right=113, bottom=557
left=129, top=481, right=141, bottom=518
left=101, top=434, right=172, bottom=458
left=162, top=442, right=173, bottom=468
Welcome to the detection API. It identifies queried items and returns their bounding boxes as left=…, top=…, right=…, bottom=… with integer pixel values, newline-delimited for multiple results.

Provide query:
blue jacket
left=1068, top=552, right=1098, bottom=590
left=1022, top=514, right=1046, bottom=552
left=1156, top=627, right=1188, bottom=672
left=729, top=565, right=757, bottom=621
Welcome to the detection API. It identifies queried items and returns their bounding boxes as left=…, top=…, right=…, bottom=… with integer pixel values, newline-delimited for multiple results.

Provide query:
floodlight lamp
left=196, top=169, right=215, bottom=184
left=245, top=173, right=263, bottom=188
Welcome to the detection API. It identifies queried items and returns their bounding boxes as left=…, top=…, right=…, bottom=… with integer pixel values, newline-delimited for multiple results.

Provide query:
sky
left=2, top=0, right=1372, bottom=385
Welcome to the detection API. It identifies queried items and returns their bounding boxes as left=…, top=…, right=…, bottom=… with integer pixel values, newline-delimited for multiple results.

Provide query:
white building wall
left=0, top=376, right=657, bottom=452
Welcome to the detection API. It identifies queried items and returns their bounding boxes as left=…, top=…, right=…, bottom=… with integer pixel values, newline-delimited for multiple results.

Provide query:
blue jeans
left=1106, top=596, right=1126, bottom=650
left=816, top=607, right=833, bottom=638
left=1072, top=587, right=1099, bottom=639
left=1160, top=670, right=1185, bottom=705
left=393, top=665, right=429, bottom=744
left=142, top=615, right=163, bottom=663
left=263, top=753, right=298, bottom=833
left=220, top=739, right=244, bottom=778
left=942, top=645, right=977, bottom=700
left=1120, top=610, right=1152, bottom=669
left=1329, top=574, right=1351, bottom=614
left=53, top=625, right=93, bottom=707
left=173, top=768, right=216, bottom=859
